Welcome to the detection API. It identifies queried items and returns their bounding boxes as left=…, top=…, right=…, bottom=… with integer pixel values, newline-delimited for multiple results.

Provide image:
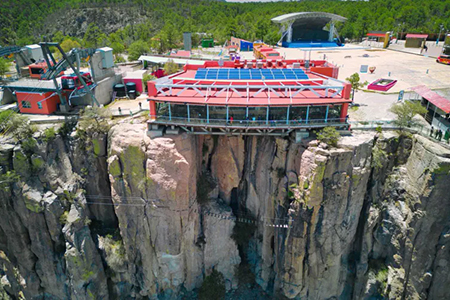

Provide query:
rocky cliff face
left=0, top=121, right=449, bottom=299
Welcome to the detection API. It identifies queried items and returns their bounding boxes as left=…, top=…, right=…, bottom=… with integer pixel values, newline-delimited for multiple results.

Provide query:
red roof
left=170, top=50, right=191, bottom=57
left=367, top=33, right=385, bottom=38
left=410, top=85, right=450, bottom=113
left=406, top=34, right=428, bottom=39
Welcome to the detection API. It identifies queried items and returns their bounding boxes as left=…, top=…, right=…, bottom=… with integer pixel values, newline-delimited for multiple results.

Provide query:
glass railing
left=152, top=116, right=346, bottom=127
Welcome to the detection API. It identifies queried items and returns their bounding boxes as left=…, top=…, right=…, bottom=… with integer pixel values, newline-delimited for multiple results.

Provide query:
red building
left=146, top=58, right=351, bottom=137
left=16, top=91, right=62, bottom=114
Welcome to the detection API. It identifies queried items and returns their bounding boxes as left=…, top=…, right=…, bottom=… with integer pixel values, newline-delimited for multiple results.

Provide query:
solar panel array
left=194, top=68, right=309, bottom=80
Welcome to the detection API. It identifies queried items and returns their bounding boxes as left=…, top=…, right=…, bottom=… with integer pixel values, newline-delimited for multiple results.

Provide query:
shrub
left=164, top=59, right=179, bottom=75
left=316, top=126, right=341, bottom=147
left=375, top=125, right=383, bottom=134
left=78, top=106, right=111, bottom=135
left=114, top=55, right=126, bottom=63
left=371, top=146, right=387, bottom=169
left=0, top=171, right=20, bottom=191
left=142, top=73, right=156, bottom=92
left=59, top=211, right=69, bottom=224
left=103, top=234, right=126, bottom=270
left=58, top=120, right=76, bottom=137
left=43, top=127, right=56, bottom=142
left=231, top=217, right=256, bottom=248
left=21, top=138, right=37, bottom=155
left=198, top=269, right=226, bottom=300
left=389, top=100, right=427, bottom=128
left=235, top=263, right=255, bottom=286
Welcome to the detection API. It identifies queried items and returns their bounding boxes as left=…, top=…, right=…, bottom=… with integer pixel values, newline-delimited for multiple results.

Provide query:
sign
left=360, top=65, right=368, bottom=73
left=398, top=90, right=404, bottom=101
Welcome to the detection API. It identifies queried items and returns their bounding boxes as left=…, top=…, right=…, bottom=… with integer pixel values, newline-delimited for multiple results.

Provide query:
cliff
left=0, top=121, right=449, bottom=299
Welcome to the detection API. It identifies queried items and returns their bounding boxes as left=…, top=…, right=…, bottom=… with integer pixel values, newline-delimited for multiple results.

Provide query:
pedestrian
left=230, top=115, right=234, bottom=125
left=438, top=130, right=443, bottom=141
left=430, top=125, right=434, bottom=137
left=444, top=129, right=450, bottom=143
left=423, top=44, right=428, bottom=52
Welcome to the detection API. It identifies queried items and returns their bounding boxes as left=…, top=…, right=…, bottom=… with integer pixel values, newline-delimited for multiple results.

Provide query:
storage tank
left=114, top=84, right=126, bottom=97
left=126, top=82, right=137, bottom=97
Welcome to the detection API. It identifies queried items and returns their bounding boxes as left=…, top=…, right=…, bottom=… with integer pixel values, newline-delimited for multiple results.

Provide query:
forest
left=1, top=0, right=450, bottom=57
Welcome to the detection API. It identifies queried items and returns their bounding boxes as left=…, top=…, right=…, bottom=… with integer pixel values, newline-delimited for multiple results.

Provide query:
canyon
left=0, top=120, right=449, bottom=299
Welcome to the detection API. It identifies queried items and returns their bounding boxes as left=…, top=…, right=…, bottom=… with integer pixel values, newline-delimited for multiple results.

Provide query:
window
left=22, top=101, right=31, bottom=108
left=37, top=102, right=42, bottom=109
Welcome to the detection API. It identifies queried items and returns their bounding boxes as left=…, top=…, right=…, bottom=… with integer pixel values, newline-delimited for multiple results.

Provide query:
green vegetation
left=142, top=73, right=156, bottom=92
left=235, top=263, right=255, bottom=286
left=0, top=171, right=20, bottom=191
left=0, top=57, right=10, bottom=76
left=2, top=0, right=450, bottom=53
left=103, top=234, right=126, bottom=270
left=231, top=217, right=257, bottom=249
left=59, top=211, right=69, bottom=224
left=43, top=127, right=57, bottom=142
left=0, top=111, right=35, bottom=140
left=164, top=60, right=179, bottom=75
left=316, top=126, right=341, bottom=147
left=128, top=40, right=150, bottom=61
left=375, top=125, right=383, bottom=134
left=346, top=73, right=368, bottom=100
left=371, top=146, right=387, bottom=169
left=77, top=106, right=111, bottom=138
left=198, top=269, right=226, bottom=300
left=389, top=100, right=428, bottom=128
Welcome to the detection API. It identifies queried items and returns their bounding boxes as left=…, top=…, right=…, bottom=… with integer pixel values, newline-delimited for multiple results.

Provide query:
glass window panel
left=208, top=106, right=227, bottom=123
left=289, top=106, right=308, bottom=123
left=156, top=102, right=169, bottom=118
left=248, top=106, right=267, bottom=124
left=308, top=106, right=327, bottom=122
left=171, top=104, right=187, bottom=120
left=327, top=105, right=342, bottom=121
left=189, top=105, right=207, bottom=122
left=268, top=106, right=288, bottom=123
left=228, top=106, right=247, bottom=124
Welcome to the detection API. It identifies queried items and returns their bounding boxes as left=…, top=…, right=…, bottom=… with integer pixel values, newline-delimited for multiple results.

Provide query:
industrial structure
left=271, top=12, right=346, bottom=48
left=146, top=58, right=351, bottom=139
left=0, top=43, right=120, bottom=114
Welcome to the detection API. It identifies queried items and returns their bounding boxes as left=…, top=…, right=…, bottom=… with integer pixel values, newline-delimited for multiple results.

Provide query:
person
left=444, top=129, right=450, bottom=143
left=345, top=114, right=349, bottom=123
left=438, top=129, right=443, bottom=141
left=423, top=44, right=428, bottom=52
left=430, top=125, right=434, bottom=137
left=230, top=115, right=234, bottom=125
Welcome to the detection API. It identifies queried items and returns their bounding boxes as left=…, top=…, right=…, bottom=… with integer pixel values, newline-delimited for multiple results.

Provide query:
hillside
left=1, top=0, right=450, bottom=49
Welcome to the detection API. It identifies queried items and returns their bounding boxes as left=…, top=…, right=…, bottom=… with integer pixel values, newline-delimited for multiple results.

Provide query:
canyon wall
left=0, top=121, right=449, bottom=299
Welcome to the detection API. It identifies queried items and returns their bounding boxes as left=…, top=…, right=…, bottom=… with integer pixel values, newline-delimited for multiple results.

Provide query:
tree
left=316, top=126, right=341, bottom=147
left=53, top=31, right=65, bottom=44
left=346, top=73, right=368, bottom=100
left=128, top=40, right=150, bottom=61
left=0, top=58, right=10, bottom=76
left=142, top=74, right=156, bottom=92
left=389, top=101, right=427, bottom=128
left=60, top=38, right=81, bottom=53
left=198, top=269, right=226, bottom=300
left=83, top=24, right=106, bottom=49
left=164, top=60, right=179, bottom=75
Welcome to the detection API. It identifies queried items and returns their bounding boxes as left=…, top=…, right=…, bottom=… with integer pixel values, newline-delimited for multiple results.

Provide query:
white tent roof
left=138, top=55, right=207, bottom=66
left=271, top=12, right=347, bottom=24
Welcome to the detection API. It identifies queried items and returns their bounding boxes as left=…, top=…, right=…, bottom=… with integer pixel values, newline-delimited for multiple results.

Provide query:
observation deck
left=146, top=59, right=351, bottom=138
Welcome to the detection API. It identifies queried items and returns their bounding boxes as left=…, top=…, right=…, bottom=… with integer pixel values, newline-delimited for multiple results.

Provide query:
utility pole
left=437, top=24, right=444, bottom=45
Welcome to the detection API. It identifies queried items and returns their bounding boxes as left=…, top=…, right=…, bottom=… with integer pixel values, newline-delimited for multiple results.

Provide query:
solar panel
left=195, top=68, right=309, bottom=80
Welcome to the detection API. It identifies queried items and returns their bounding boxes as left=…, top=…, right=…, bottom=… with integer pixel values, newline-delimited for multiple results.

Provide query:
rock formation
left=0, top=121, right=449, bottom=299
